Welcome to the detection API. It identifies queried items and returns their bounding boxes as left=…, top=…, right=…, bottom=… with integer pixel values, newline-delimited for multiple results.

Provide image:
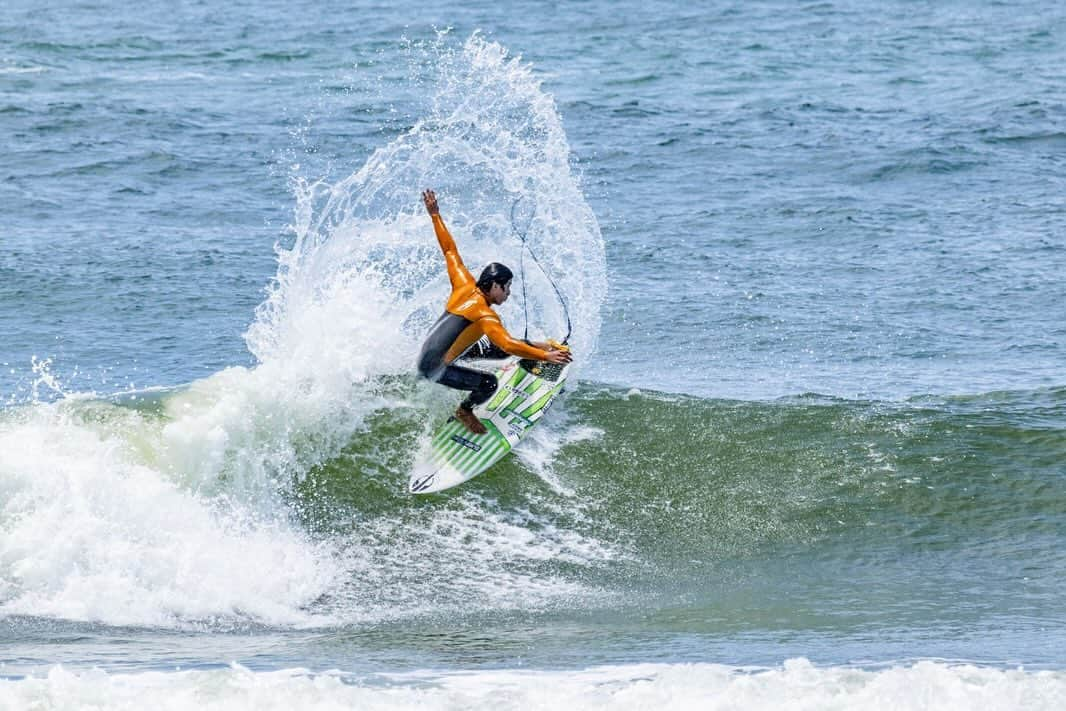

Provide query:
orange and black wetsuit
left=417, top=213, right=549, bottom=409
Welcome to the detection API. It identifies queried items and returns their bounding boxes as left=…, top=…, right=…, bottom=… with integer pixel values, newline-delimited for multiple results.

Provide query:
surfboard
left=409, top=356, right=571, bottom=494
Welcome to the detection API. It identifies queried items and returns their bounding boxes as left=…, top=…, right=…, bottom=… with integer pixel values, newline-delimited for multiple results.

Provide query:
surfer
left=418, top=189, right=571, bottom=435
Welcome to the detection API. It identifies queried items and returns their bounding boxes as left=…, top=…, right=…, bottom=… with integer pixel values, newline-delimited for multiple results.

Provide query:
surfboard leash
left=509, top=197, right=573, bottom=345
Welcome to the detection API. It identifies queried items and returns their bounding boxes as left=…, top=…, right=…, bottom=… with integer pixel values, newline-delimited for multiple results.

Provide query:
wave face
left=300, top=383, right=1066, bottom=636
left=0, top=34, right=608, bottom=629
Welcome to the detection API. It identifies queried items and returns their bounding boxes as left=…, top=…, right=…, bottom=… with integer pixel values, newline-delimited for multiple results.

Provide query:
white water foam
left=327, top=494, right=620, bottom=619
left=2, top=659, right=1064, bottom=710
left=0, top=400, right=338, bottom=627
left=0, top=34, right=609, bottom=628
left=0, top=65, right=48, bottom=75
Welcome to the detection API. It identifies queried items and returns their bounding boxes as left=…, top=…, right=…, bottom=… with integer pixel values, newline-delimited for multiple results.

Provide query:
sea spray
left=248, top=33, right=605, bottom=364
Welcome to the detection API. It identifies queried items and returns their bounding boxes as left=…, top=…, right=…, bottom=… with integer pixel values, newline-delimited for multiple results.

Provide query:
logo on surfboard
left=450, top=434, right=482, bottom=451
left=410, top=473, right=436, bottom=493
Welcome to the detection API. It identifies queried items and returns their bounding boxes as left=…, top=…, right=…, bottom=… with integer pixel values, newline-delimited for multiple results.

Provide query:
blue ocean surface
left=2, top=0, right=1065, bottom=708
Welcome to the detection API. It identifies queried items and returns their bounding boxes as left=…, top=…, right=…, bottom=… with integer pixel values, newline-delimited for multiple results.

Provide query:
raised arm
left=422, top=189, right=456, bottom=254
left=423, top=189, right=474, bottom=290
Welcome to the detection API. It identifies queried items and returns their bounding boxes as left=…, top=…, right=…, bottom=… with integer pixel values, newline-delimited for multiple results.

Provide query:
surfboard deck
left=409, top=357, right=570, bottom=494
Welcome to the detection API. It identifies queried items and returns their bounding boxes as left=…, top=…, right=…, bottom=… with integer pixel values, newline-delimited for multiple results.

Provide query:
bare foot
left=454, top=406, right=487, bottom=435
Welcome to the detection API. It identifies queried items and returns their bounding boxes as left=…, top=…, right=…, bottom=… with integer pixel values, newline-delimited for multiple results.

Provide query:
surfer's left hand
left=422, top=189, right=439, bottom=216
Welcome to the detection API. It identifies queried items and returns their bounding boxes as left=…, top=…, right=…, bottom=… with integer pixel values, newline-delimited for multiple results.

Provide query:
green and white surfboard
left=409, top=357, right=570, bottom=494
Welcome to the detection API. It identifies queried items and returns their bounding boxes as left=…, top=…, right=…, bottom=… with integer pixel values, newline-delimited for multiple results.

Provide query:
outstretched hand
left=422, top=189, right=439, bottom=216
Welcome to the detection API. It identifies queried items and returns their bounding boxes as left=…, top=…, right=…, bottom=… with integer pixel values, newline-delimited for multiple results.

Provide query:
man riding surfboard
left=417, top=189, right=571, bottom=435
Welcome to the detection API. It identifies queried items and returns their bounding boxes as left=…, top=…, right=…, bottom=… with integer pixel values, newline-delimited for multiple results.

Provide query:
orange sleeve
left=480, top=316, right=550, bottom=360
left=432, top=214, right=475, bottom=291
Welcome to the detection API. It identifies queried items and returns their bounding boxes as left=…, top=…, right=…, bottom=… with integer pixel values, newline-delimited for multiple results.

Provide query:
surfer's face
left=488, top=280, right=511, bottom=305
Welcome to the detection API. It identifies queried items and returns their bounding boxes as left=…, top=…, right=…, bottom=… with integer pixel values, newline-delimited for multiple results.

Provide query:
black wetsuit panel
left=436, top=364, right=498, bottom=410
left=417, top=311, right=501, bottom=409
left=460, top=337, right=510, bottom=361
left=417, top=311, right=472, bottom=378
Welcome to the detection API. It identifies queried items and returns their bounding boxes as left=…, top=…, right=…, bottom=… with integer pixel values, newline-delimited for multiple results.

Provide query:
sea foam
left=2, top=659, right=1063, bottom=711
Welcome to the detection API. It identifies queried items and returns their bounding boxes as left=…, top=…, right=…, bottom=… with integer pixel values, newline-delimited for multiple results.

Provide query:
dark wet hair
left=477, top=262, right=513, bottom=292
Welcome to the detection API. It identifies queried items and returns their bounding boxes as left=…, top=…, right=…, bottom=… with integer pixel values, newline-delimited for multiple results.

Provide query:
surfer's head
left=477, top=262, right=513, bottom=305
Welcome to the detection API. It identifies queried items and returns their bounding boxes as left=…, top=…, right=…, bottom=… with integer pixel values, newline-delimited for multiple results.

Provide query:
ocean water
left=2, top=0, right=1066, bottom=708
